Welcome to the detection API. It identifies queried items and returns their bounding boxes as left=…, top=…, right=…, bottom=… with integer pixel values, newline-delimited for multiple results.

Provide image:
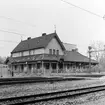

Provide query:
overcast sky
left=0, top=0, right=105, bottom=57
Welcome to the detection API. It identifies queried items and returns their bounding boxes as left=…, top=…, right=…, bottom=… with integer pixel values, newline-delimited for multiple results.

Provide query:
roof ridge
left=22, top=32, right=55, bottom=42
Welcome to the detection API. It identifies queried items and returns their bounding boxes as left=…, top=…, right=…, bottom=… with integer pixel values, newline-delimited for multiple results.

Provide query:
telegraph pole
left=88, top=46, right=92, bottom=73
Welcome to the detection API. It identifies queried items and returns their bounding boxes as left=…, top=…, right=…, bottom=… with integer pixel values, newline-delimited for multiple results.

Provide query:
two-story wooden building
left=6, top=32, right=98, bottom=76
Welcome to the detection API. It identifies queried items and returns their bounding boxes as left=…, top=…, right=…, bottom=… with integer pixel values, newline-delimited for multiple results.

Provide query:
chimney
left=42, top=33, right=46, bottom=36
left=72, top=48, right=78, bottom=52
left=27, top=37, right=31, bottom=40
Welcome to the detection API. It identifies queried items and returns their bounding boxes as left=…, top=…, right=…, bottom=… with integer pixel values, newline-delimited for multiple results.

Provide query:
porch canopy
left=5, top=51, right=98, bottom=65
left=64, top=51, right=98, bottom=64
left=5, top=54, right=63, bottom=65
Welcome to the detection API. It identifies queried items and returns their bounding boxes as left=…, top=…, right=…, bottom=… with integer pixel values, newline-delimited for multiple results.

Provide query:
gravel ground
left=30, top=89, right=105, bottom=105
left=0, top=78, right=105, bottom=99
left=80, top=96, right=105, bottom=105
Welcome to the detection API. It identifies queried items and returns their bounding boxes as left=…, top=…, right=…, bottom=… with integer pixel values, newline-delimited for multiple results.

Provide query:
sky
left=0, top=0, right=105, bottom=57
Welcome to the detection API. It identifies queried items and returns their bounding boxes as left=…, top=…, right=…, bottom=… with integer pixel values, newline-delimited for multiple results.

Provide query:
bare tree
left=0, top=56, right=7, bottom=63
left=90, top=41, right=105, bottom=61
left=90, top=41, right=105, bottom=72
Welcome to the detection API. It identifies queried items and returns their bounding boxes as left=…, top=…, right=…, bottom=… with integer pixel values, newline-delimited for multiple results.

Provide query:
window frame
left=49, top=49, right=52, bottom=54
left=57, top=50, right=59, bottom=55
left=53, top=49, right=55, bottom=55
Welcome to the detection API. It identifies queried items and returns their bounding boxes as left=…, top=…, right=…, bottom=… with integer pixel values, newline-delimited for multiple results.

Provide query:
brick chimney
left=27, top=37, right=31, bottom=40
left=42, top=33, right=46, bottom=36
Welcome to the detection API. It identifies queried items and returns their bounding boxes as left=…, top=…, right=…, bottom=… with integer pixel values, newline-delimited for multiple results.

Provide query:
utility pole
left=88, top=46, right=92, bottom=73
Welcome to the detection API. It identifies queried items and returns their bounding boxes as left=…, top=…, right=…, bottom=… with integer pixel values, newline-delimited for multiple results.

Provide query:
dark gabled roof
left=64, top=51, right=98, bottom=64
left=11, top=33, right=65, bottom=53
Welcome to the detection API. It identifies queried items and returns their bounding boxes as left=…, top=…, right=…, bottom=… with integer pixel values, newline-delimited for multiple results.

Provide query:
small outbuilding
left=0, top=62, right=10, bottom=77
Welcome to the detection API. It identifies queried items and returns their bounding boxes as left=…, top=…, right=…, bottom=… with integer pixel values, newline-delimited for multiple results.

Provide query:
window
left=57, top=50, right=59, bottom=55
left=14, top=65, right=17, bottom=70
left=29, top=64, right=32, bottom=70
left=49, top=49, right=52, bottom=54
left=53, top=49, right=55, bottom=55
left=23, top=51, right=29, bottom=56
left=67, top=64, right=70, bottom=69
left=37, top=63, right=41, bottom=69
left=21, top=65, right=24, bottom=71
left=44, top=63, right=50, bottom=69
left=52, top=63, right=56, bottom=69
left=51, top=63, right=57, bottom=73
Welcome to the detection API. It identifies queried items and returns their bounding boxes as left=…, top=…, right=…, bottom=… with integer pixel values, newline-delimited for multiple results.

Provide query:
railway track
left=1, top=84, right=105, bottom=105
left=0, top=77, right=85, bottom=85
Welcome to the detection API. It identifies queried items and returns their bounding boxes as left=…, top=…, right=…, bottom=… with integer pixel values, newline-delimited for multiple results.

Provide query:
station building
left=6, top=32, right=98, bottom=76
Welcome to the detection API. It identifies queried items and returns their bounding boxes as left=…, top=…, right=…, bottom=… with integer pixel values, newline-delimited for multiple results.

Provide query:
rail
left=0, top=77, right=86, bottom=85
left=0, top=84, right=105, bottom=105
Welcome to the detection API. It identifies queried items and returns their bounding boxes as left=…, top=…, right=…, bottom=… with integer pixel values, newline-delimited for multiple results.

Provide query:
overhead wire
left=0, top=15, right=36, bottom=27
left=0, top=28, right=28, bottom=41
left=0, top=16, right=36, bottom=40
left=0, top=29, right=27, bottom=36
left=61, top=0, right=103, bottom=19
left=0, top=40, right=19, bottom=43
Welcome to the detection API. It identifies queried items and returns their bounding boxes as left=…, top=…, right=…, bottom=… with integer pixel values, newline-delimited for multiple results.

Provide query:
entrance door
left=58, top=62, right=63, bottom=73
left=28, top=64, right=32, bottom=73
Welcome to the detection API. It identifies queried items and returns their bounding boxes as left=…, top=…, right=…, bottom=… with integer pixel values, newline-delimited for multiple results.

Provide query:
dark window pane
left=37, top=63, right=41, bottom=69
left=49, top=49, right=52, bottom=54
left=57, top=50, right=59, bottom=55
left=44, top=63, right=50, bottom=69
left=53, top=49, right=55, bottom=54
